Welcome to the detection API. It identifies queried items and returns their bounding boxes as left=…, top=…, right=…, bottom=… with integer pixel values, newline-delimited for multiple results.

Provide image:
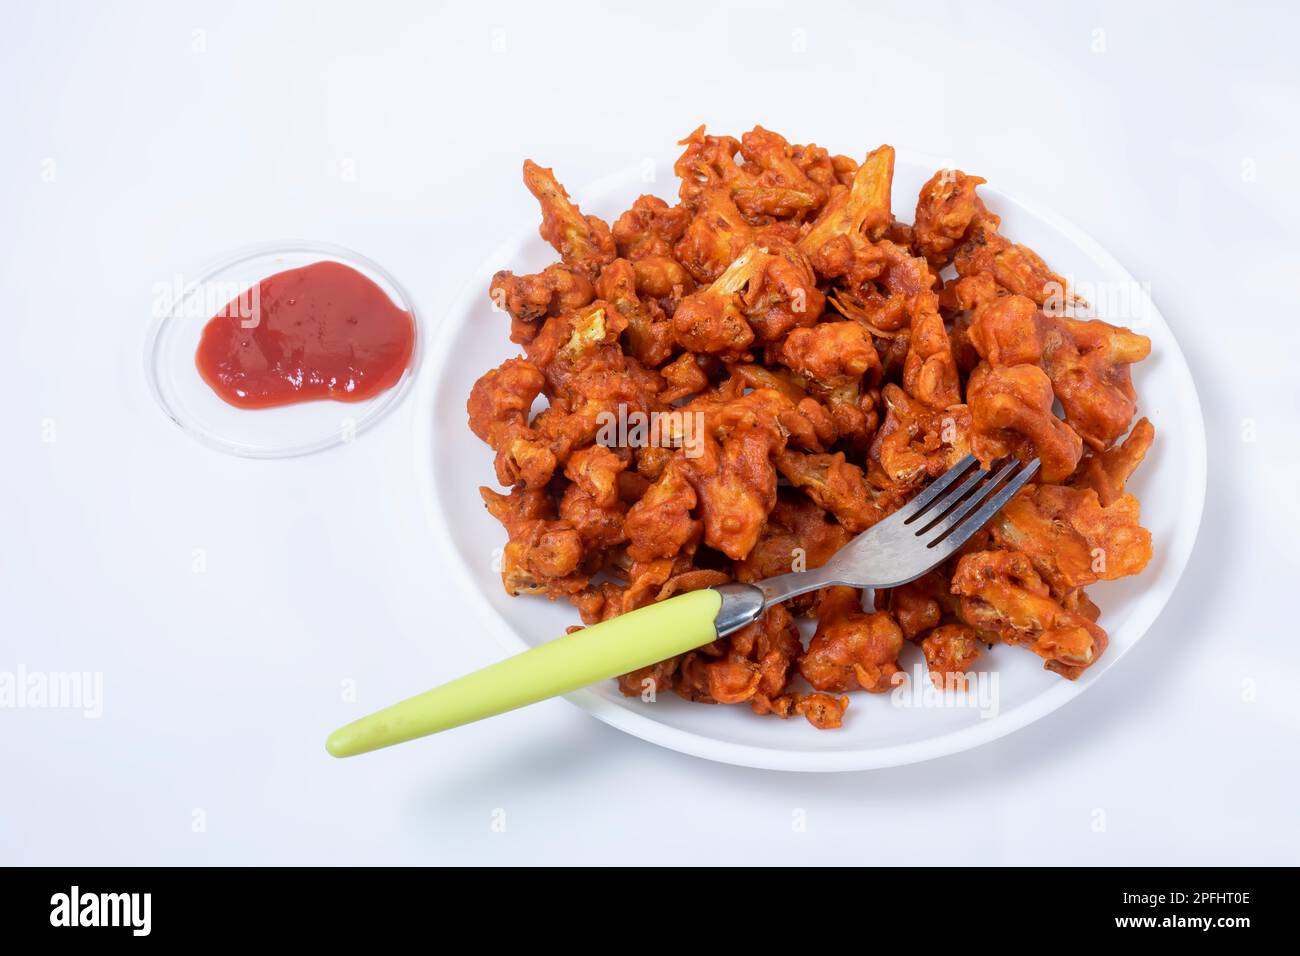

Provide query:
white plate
left=415, top=149, right=1206, bottom=772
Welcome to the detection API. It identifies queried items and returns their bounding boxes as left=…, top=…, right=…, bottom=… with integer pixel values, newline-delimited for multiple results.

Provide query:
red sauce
left=195, top=260, right=415, bottom=408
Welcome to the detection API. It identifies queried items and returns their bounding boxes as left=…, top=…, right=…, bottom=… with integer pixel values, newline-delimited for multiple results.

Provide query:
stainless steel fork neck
left=711, top=566, right=921, bottom=641
left=712, top=570, right=838, bottom=638
left=712, top=565, right=940, bottom=640
left=754, top=569, right=838, bottom=605
left=711, top=583, right=767, bottom=638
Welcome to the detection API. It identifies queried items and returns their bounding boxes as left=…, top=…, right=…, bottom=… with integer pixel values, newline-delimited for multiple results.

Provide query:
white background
left=2, top=0, right=1297, bottom=865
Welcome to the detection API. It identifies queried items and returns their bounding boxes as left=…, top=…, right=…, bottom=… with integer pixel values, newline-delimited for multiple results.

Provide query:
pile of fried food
left=468, top=126, right=1154, bottom=729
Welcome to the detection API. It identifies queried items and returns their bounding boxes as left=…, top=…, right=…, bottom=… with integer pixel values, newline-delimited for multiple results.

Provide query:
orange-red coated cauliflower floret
left=951, top=550, right=1108, bottom=679
left=799, top=587, right=905, bottom=693
left=522, top=159, right=616, bottom=280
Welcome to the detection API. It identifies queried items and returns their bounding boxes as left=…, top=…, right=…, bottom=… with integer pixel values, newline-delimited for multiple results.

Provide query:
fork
left=326, top=454, right=1040, bottom=757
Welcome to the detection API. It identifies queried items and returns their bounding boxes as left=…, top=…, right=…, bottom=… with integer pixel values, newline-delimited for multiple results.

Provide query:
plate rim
left=414, top=150, right=1208, bottom=772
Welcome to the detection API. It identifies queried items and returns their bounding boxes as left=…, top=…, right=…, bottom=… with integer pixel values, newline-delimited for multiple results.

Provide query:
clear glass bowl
left=145, top=240, right=420, bottom=458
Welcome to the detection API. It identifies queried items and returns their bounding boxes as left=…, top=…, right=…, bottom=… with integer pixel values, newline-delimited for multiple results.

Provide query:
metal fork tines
left=758, top=455, right=1041, bottom=603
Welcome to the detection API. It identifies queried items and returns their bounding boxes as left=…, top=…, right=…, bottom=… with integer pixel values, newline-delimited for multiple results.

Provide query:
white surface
left=425, top=153, right=1207, bottom=771
left=1, top=0, right=1296, bottom=863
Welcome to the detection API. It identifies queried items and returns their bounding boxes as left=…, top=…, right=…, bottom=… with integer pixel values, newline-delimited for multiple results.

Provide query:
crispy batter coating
left=647, top=602, right=807, bottom=716
left=673, top=187, right=756, bottom=284
left=871, top=383, right=972, bottom=483
left=966, top=295, right=1151, bottom=450
left=612, top=194, right=692, bottom=260
left=670, top=245, right=759, bottom=355
left=468, top=358, right=557, bottom=489
left=624, top=457, right=700, bottom=563
left=1041, top=317, right=1151, bottom=450
left=736, top=492, right=851, bottom=583
left=790, top=692, right=850, bottom=729
left=921, top=625, right=983, bottom=689
left=1071, top=417, right=1154, bottom=505
left=560, top=445, right=629, bottom=550
left=886, top=569, right=950, bottom=639
left=470, top=128, right=1156, bottom=725
left=595, top=259, right=675, bottom=367
left=490, top=264, right=595, bottom=345
left=952, top=550, right=1108, bottom=679
left=914, top=170, right=999, bottom=268
left=955, top=219, right=1067, bottom=306
left=522, top=160, right=616, bottom=279
left=800, top=587, right=904, bottom=693
left=800, top=145, right=895, bottom=266
left=776, top=449, right=903, bottom=533
left=685, top=424, right=778, bottom=561
left=991, top=483, right=1152, bottom=595
left=903, top=292, right=961, bottom=409
left=676, top=125, right=833, bottom=222
left=968, top=293, right=1044, bottom=367
left=480, top=486, right=587, bottom=598
left=672, top=241, right=824, bottom=353
left=968, top=362, right=1083, bottom=482
left=780, top=319, right=879, bottom=387
left=778, top=320, right=882, bottom=444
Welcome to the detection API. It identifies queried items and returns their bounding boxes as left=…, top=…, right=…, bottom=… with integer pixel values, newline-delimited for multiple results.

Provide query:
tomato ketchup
left=195, top=260, right=415, bottom=409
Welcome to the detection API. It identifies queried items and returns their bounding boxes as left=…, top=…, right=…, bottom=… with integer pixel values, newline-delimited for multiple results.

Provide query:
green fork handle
left=326, top=588, right=724, bottom=758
